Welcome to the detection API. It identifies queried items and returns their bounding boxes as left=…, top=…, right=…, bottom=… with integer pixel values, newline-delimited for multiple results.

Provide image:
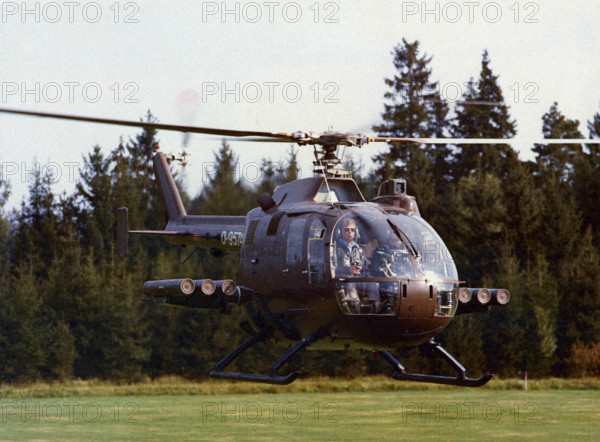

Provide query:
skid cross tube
left=210, top=327, right=329, bottom=385
left=379, top=339, right=493, bottom=387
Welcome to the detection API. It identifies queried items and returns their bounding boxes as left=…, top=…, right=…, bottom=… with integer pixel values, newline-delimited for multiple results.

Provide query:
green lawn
left=2, top=390, right=599, bottom=440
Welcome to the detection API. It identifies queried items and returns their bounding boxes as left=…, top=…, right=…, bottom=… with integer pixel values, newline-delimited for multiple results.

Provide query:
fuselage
left=238, top=176, right=460, bottom=350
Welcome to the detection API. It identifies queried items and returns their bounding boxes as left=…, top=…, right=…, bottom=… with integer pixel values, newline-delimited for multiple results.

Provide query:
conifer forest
left=1, top=40, right=599, bottom=382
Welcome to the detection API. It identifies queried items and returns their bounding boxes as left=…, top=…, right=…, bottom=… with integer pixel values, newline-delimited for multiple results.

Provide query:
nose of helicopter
left=340, top=312, right=452, bottom=349
left=333, top=279, right=456, bottom=349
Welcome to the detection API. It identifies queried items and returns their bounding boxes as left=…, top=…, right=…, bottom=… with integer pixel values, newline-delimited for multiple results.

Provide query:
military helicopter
left=1, top=107, right=594, bottom=387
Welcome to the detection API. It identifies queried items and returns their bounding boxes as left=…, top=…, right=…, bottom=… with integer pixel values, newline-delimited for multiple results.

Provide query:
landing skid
left=379, top=339, right=493, bottom=388
left=210, top=327, right=329, bottom=385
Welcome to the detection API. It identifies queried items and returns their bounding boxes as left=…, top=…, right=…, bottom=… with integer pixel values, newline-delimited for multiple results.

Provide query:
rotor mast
left=312, top=144, right=349, bottom=177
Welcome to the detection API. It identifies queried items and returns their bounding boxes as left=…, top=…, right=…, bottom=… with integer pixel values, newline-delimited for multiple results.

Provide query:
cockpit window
left=387, top=212, right=458, bottom=282
left=330, top=209, right=459, bottom=315
left=332, top=210, right=410, bottom=279
left=308, top=218, right=328, bottom=285
left=330, top=209, right=458, bottom=281
left=313, top=180, right=364, bottom=203
left=314, top=186, right=339, bottom=203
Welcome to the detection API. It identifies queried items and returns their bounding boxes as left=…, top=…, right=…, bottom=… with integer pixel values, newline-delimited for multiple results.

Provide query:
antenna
left=318, top=157, right=342, bottom=215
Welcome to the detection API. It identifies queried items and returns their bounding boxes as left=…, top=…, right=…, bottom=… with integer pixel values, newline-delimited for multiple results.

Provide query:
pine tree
left=446, top=173, right=507, bottom=284
left=555, top=228, right=600, bottom=374
left=76, top=146, right=116, bottom=259
left=481, top=251, right=530, bottom=376
left=46, top=248, right=148, bottom=380
left=571, top=110, right=600, bottom=246
left=532, top=102, right=583, bottom=182
left=372, top=39, right=450, bottom=215
left=11, top=169, right=59, bottom=278
left=0, top=174, right=9, bottom=254
left=524, top=253, right=560, bottom=374
left=502, top=161, right=542, bottom=266
left=256, top=146, right=301, bottom=196
left=532, top=104, right=584, bottom=265
left=0, top=261, right=51, bottom=381
left=0, top=168, right=10, bottom=331
left=192, top=140, right=254, bottom=216
left=282, top=145, right=300, bottom=182
left=452, top=50, right=518, bottom=180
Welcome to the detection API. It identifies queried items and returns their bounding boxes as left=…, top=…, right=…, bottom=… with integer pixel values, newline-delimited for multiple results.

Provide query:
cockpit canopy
left=325, top=209, right=459, bottom=316
left=331, top=209, right=458, bottom=283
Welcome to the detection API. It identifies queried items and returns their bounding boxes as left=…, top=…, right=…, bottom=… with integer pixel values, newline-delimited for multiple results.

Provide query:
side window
left=286, top=218, right=305, bottom=266
left=308, top=219, right=328, bottom=285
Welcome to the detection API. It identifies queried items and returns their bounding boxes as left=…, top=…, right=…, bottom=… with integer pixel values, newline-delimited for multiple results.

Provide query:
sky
left=0, top=0, right=599, bottom=210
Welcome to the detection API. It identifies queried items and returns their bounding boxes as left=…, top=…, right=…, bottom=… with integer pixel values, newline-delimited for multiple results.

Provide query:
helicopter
left=1, top=107, right=595, bottom=387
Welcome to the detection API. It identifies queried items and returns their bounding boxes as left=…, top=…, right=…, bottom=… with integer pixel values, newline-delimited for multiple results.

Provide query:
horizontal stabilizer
left=128, top=230, right=194, bottom=237
left=127, top=227, right=243, bottom=252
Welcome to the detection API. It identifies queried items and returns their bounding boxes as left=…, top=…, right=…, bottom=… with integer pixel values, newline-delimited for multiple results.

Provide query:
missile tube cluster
left=456, top=287, right=510, bottom=315
left=142, top=278, right=252, bottom=309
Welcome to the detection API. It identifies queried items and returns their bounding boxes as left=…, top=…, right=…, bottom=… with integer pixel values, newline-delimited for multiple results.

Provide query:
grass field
left=1, top=380, right=599, bottom=440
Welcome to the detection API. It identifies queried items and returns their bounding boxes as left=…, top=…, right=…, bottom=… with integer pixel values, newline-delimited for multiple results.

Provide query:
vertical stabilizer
left=153, top=151, right=187, bottom=220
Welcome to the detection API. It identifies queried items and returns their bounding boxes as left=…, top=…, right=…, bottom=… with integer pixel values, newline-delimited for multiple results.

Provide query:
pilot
left=335, top=217, right=379, bottom=312
left=336, top=218, right=365, bottom=278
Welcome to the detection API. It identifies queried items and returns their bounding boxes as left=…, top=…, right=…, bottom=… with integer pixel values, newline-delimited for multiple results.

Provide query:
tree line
left=0, top=40, right=598, bottom=382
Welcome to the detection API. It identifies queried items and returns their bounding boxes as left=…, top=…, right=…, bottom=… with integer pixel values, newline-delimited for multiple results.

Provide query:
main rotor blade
left=369, top=137, right=599, bottom=145
left=224, top=136, right=295, bottom=143
left=0, top=107, right=293, bottom=140
left=3, top=107, right=597, bottom=146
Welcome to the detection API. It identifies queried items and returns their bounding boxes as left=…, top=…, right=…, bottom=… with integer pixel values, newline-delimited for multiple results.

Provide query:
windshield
left=388, top=212, right=459, bottom=282
left=331, top=209, right=457, bottom=282
left=330, top=209, right=458, bottom=316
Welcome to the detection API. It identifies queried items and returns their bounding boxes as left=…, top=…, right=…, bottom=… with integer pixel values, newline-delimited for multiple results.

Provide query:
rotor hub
left=312, top=144, right=351, bottom=178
